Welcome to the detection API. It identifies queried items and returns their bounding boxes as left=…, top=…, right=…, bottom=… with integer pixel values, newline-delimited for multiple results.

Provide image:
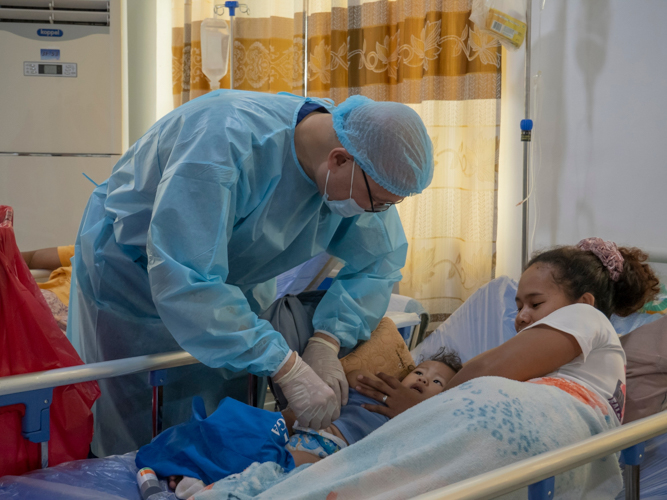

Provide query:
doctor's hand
left=273, top=352, right=338, bottom=430
left=355, top=372, right=426, bottom=419
left=302, top=334, right=349, bottom=411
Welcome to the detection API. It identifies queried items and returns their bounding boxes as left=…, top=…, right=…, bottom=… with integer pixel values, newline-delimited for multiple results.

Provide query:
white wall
left=496, top=43, right=527, bottom=281
left=530, top=0, right=667, bottom=255
left=126, top=0, right=173, bottom=144
left=496, top=0, right=667, bottom=280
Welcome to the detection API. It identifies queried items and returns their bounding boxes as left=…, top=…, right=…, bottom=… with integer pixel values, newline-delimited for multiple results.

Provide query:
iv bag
left=201, top=18, right=231, bottom=90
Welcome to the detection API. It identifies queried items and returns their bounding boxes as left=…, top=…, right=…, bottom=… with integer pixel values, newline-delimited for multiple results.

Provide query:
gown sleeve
left=146, top=132, right=291, bottom=377
left=312, top=207, right=408, bottom=348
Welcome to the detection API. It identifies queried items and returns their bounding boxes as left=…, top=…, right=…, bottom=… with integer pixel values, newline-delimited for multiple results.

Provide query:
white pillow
left=411, top=276, right=519, bottom=363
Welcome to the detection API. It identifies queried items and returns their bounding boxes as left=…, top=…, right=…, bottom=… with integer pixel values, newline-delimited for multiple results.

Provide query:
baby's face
left=400, top=360, right=455, bottom=399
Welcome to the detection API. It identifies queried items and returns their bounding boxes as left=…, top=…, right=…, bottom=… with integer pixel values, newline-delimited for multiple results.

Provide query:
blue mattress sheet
left=0, top=452, right=176, bottom=500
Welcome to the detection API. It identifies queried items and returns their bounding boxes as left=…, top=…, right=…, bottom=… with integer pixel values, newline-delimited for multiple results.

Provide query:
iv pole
left=214, top=1, right=249, bottom=89
left=520, top=0, right=533, bottom=268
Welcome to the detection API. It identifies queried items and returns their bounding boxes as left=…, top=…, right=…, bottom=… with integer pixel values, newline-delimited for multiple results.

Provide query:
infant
left=283, top=346, right=462, bottom=465
left=157, top=347, right=462, bottom=498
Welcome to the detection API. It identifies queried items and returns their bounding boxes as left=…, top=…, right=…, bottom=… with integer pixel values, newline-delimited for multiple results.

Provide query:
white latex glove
left=274, top=352, right=338, bottom=430
left=302, top=336, right=349, bottom=411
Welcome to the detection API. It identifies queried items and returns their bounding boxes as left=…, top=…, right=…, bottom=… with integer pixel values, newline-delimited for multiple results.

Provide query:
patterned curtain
left=308, top=0, right=502, bottom=330
left=172, top=0, right=305, bottom=107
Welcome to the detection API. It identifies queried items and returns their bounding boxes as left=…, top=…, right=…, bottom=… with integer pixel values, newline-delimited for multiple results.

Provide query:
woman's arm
left=445, top=325, right=582, bottom=390
left=21, top=247, right=62, bottom=270
left=356, top=325, right=582, bottom=418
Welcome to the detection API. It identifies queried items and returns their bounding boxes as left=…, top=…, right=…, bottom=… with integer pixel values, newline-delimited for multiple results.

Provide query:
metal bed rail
left=0, top=314, right=423, bottom=470
left=409, top=410, right=667, bottom=500
left=647, top=249, right=667, bottom=264
left=0, top=351, right=198, bottom=398
left=2, top=346, right=665, bottom=498
left=0, top=350, right=201, bottom=469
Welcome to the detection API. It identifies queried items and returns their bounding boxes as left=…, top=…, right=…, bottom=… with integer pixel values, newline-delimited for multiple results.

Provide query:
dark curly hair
left=527, top=245, right=660, bottom=318
left=426, top=346, right=463, bottom=373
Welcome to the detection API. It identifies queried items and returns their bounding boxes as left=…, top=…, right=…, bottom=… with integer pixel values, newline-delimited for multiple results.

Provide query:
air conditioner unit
left=0, top=0, right=127, bottom=250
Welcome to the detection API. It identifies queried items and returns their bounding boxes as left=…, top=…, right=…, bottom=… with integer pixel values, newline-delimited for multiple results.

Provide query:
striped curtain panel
left=308, top=0, right=502, bottom=330
left=172, top=0, right=306, bottom=107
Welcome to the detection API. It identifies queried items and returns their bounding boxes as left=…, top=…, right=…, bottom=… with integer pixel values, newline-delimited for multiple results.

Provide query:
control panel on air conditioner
left=24, top=61, right=77, bottom=77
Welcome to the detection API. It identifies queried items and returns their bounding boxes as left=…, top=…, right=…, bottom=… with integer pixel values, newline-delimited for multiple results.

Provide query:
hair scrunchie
left=576, top=237, right=624, bottom=281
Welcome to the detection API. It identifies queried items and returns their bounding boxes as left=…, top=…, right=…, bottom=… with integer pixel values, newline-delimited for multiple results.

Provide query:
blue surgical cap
left=332, top=95, right=434, bottom=197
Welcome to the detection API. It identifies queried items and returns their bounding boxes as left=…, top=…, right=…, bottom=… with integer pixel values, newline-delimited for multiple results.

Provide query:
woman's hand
left=355, top=372, right=427, bottom=418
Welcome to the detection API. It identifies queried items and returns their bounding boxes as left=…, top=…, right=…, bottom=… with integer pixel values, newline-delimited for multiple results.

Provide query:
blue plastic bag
left=136, top=397, right=294, bottom=485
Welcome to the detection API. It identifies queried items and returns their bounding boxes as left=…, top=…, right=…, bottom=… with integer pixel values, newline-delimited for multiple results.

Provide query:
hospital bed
left=0, top=313, right=423, bottom=500
left=3, top=263, right=667, bottom=499
left=407, top=251, right=667, bottom=500
left=3, top=316, right=666, bottom=500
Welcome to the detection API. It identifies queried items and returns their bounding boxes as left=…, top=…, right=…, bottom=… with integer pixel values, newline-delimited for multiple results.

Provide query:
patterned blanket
left=193, top=376, right=622, bottom=500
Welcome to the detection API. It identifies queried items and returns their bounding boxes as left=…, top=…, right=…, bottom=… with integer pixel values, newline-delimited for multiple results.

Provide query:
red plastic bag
left=0, top=206, right=100, bottom=476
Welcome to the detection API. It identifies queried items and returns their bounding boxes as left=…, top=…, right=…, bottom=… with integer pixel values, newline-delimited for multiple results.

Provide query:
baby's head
left=516, top=239, right=660, bottom=332
left=402, top=347, right=462, bottom=399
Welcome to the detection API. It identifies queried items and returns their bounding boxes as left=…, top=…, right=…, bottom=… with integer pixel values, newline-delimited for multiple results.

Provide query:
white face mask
left=322, top=161, right=367, bottom=218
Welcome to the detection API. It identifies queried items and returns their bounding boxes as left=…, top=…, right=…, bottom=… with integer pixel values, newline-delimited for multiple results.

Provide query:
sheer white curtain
left=306, top=0, right=502, bottom=329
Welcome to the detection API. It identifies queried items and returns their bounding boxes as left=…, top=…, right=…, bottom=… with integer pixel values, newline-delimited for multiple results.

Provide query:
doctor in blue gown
left=67, top=90, right=434, bottom=456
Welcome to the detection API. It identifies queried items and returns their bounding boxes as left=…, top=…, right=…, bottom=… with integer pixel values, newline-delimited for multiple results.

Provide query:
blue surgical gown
left=67, top=90, right=408, bottom=455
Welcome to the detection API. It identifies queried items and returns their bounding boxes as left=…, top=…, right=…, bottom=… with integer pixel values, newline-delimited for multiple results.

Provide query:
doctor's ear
left=327, top=148, right=353, bottom=171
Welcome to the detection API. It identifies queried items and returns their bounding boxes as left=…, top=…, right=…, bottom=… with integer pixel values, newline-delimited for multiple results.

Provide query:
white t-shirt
left=521, top=303, right=626, bottom=422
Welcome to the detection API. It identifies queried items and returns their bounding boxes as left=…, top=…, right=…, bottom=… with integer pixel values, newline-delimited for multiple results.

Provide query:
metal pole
left=303, top=0, right=307, bottom=96
left=647, top=249, right=667, bottom=264
left=521, top=0, right=533, bottom=268
left=151, top=385, right=164, bottom=438
left=0, top=351, right=198, bottom=397
left=624, top=465, right=640, bottom=500
left=40, top=442, right=48, bottom=469
left=247, top=374, right=257, bottom=407
left=229, top=13, right=234, bottom=89
left=149, top=369, right=167, bottom=438
left=621, top=441, right=644, bottom=500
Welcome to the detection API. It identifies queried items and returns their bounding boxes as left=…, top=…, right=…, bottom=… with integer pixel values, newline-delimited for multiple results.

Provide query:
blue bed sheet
left=0, top=452, right=176, bottom=500
left=616, top=432, right=667, bottom=499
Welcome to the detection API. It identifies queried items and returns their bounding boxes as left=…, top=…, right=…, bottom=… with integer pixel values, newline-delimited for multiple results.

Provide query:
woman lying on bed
left=357, top=238, right=660, bottom=424
left=156, top=238, right=660, bottom=500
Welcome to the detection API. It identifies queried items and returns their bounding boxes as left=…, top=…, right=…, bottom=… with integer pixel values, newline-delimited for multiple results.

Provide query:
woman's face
left=514, top=263, right=578, bottom=332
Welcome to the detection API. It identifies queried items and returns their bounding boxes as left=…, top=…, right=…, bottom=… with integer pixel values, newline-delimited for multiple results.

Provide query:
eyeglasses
left=361, top=169, right=403, bottom=213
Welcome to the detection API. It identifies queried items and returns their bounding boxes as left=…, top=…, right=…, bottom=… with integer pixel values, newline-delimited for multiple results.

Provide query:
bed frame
left=2, top=252, right=666, bottom=499
left=5, top=346, right=663, bottom=500
left=0, top=315, right=421, bottom=467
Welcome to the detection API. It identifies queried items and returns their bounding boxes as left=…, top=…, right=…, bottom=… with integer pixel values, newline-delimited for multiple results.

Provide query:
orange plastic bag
left=0, top=206, right=100, bottom=476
